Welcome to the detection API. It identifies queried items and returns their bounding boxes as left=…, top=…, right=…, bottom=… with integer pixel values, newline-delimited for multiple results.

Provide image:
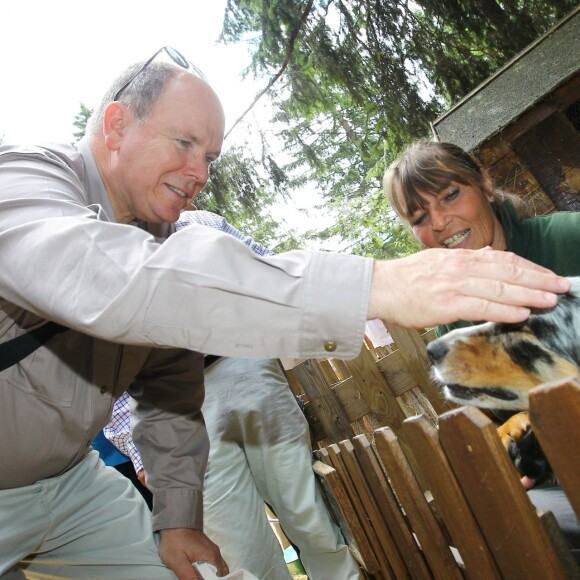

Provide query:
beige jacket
left=0, top=139, right=372, bottom=530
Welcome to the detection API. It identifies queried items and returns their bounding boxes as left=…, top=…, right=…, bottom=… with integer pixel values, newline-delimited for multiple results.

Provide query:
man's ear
left=103, top=102, right=128, bottom=151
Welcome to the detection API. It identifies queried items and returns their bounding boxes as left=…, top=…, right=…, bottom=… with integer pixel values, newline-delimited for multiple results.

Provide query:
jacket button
left=324, top=340, right=337, bottom=352
left=99, top=386, right=107, bottom=395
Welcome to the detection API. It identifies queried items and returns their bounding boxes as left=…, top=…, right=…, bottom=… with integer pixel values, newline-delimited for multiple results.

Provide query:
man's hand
left=159, top=528, right=229, bottom=579
left=368, top=248, right=570, bottom=328
left=137, top=469, right=147, bottom=488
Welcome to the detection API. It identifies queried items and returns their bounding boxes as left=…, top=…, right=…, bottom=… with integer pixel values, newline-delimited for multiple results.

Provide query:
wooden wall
left=476, top=74, right=580, bottom=213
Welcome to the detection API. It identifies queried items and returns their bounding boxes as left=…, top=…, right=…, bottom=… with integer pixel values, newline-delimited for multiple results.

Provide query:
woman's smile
left=442, top=229, right=470, bottom=248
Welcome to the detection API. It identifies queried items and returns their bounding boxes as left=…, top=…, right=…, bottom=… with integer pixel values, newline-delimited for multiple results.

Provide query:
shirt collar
left=76, top=138, right=116, bottom=223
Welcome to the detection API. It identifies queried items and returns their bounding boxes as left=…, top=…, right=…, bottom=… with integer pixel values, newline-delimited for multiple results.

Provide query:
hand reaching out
left=368, top=247, right=570, bottom=328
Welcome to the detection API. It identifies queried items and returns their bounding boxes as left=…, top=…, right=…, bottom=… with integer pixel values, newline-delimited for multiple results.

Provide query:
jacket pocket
left=3, top=336, right=78, bottom=407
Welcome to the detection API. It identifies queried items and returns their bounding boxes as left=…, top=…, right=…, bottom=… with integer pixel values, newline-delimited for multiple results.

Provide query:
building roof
left=431, top=6, right=580, bottom=151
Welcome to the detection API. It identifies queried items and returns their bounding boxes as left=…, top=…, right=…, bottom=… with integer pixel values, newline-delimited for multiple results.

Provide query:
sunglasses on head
left=114, top=46, right=205, bottom=101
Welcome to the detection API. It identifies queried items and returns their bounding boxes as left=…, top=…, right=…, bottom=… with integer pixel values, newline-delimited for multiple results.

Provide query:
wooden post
left=287, top=360, right=354, bottom=443
left=530, top=376, right=580, bottom=521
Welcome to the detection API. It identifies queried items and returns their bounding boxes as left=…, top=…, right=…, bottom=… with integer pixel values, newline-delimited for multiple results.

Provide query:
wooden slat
left=384, top=324, right=455, bottom=415
left=317, top=447, right=381, bottom=574
left=512, top=111, right=580, bottom=211
left=539, top=510, right=580, bottom=579
left=421, top=328, right=437, bottom=344
left=522, top=186, right=556, bottom=215
left=438, top=406, right=569, bottom=579
left=330, top=358, right=351, bottom=381
left=327, top=439, right=394, bottom=579
left=287, top=360, right=354, bottom=443
left=284, top=367, right=306, bottom=398
left=530, top=376, right=580, bottom=521
left=332, top=376, right=374, bottom=423
left=351, top=434, right=432, bottom=580
left=343, top=345, right=408, bottom=429
left=338, top=439, right=408, bottom=579
left=304, top=376, right=376, bottom=444
left=312, top=459, right=369, bottom=571
left=477, top=136, right=512, bottom=167
left=486, top=147, right=542, bottom=197
left=318, top=358, right=340, bottom=385
left=401, top=415, right=500, bottom=579
left=301, top=400, right=326, bottom=444
left=377, top=350, right=419, bottom=397
left=374, top=427, right=463, bottom=580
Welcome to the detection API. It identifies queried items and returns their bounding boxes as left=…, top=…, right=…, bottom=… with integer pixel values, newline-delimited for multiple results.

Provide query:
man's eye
left=176, top=139, right=191, bottom=147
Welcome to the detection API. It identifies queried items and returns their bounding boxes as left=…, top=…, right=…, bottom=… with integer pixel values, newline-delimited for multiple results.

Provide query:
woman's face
left=406, top=181, right=506, bottom=251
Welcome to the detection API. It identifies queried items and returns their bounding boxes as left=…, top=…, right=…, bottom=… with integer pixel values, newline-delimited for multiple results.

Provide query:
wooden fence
left=283, top=323, right=455, bottom=447
left=282, top=323, right=580, bottom=579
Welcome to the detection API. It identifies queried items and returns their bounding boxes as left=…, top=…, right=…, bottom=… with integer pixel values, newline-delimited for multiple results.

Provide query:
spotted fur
left=427, top=277, right=580, bottom=411
left=427, top=278, right=580, bottom=483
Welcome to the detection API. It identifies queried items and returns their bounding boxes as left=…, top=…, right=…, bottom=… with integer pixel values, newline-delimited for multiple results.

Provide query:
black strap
left=1, top=324, right=219, bottom=373
left=0, top=322, right=68, bottom=372
left=203, top=354, right=222, bottom=368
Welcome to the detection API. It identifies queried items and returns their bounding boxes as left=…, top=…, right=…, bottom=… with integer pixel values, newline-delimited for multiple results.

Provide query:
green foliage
left=197, top=143, right=303, bottom=252
left=221, top=0, right=577, bottom=255
left=306, top=191, right=422, bottom=258
left=73, top=103, right=93, bottom=141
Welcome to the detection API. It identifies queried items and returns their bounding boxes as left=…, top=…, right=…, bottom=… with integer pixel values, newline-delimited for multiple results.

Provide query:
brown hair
left=383, top=141, right=525, bottom=221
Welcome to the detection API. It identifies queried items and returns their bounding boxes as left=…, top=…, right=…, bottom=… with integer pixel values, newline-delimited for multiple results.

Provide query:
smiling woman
left=383, top=140, right=580, bottom=336
left=384, top=141, right=524, bottom=252
left=383, top=139, right=580, bottom=561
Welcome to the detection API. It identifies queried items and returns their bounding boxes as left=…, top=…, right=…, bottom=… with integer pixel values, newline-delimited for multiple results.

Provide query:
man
left=100, top=209, right=362, bottom=579
left=0, top=49, right=569, bottom=579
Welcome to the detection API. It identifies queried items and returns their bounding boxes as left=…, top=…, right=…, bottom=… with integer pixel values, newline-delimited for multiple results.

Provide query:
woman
left=383, top=139, right=580, bottom=561
left=383, top=140, right=580, bottom=336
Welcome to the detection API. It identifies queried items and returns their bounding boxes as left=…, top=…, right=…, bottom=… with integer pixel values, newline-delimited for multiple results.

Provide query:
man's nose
left=184, top=155, right=209, bottom=188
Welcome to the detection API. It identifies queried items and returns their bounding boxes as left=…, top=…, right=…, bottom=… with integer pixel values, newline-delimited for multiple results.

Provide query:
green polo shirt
left=437, top=202, right=580, bottom=337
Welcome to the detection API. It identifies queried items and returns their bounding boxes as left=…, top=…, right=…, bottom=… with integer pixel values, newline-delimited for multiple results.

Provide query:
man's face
left=109, top=73, right=225, bottom=224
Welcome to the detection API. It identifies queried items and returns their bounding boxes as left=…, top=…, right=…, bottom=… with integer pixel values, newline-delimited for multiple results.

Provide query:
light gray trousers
left=0, top=451, right=175, bottom=579
left=202, top=357, right=361, bottom=580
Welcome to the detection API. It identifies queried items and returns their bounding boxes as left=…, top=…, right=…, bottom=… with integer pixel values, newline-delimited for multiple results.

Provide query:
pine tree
left=220, top=0, right=577, bottom=256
